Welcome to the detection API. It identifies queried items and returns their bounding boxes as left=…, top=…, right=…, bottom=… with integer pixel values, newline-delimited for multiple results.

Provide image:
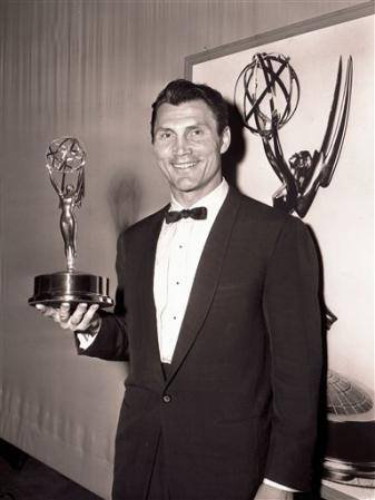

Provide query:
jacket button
left=163, top=394, right=172, bottom=403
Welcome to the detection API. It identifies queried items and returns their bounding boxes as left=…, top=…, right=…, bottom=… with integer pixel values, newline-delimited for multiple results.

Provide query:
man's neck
left=171, top=178, right=223, bottom=208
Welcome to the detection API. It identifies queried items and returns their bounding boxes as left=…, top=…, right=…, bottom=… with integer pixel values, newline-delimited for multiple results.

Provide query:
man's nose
left=174, top=135, right=191, bottom=155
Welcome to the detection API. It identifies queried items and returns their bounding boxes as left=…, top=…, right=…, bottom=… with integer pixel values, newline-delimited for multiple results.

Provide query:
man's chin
left=171, top=180, right=199, bottom=194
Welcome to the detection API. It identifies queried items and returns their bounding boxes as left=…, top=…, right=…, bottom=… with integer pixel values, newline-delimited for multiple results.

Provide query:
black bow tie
left=165, top=207, right=207, bottom=224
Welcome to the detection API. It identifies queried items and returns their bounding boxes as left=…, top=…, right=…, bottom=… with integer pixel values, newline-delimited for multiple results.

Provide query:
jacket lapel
left=137, top=207, right=168, bottom=386
left=166, top=188, right=241, bottom=383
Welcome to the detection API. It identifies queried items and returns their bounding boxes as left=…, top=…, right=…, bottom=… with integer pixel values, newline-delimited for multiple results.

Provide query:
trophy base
left=28, top=271, right=114, bottom=308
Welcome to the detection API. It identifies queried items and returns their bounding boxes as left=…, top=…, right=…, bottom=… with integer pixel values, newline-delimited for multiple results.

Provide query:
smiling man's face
left=152, top=100, right=231, bottom=207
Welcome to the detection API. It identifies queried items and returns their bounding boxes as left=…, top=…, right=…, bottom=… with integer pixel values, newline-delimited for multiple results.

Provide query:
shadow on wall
left=222, top=102, right=247, bottom=188
left=107, top=171, right=142, bottom=235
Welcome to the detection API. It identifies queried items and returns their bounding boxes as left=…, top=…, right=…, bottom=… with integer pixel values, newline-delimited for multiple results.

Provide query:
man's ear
left=219, top=126, right=231, bottom=154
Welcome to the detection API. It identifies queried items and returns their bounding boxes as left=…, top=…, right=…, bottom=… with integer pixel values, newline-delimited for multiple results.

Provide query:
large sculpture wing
left=317, top=56, right=353, bottom=187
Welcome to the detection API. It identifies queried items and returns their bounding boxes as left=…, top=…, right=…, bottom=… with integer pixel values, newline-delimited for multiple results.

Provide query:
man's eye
left=157, top=131, right=173, bottom=141
left=190, top=128, right=204, bottom=137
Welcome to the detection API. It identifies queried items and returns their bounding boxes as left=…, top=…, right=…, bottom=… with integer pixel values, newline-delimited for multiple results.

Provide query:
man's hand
left=35, top=302, right=101, bottom=333
left=254, top=483, right=294, bottom=500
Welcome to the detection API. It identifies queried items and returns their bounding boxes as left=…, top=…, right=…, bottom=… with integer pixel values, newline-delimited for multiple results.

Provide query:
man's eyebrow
left=185, top=123, right=209, bottom=132
left=154, top=123, right=207, bottom=134
left=154, top=126, right=173, bottom=133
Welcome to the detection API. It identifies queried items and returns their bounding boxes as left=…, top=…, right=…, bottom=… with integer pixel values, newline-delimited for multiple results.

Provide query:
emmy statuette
left=28, top=137, right=113, bottom=309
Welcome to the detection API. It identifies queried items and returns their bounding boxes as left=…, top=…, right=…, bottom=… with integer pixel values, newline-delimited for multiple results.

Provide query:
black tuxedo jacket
left=80, top=188, right=323, bottom=500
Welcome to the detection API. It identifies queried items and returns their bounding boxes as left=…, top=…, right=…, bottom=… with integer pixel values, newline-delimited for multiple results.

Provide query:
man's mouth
left=172, top=161, right=198, bottom=170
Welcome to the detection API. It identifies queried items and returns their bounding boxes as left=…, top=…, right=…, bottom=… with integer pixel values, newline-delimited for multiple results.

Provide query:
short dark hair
left=150, top=79, right=228, bottom=142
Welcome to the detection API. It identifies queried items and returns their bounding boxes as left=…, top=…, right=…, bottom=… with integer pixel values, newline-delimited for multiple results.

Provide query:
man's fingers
left=35, top=304, right=59, bottom=321
left=59, top=303, right=71, bottom=322
left=35, top=303, right=52, bottom=315
left=34, top=302, right=100, bottom=333
left=68, top=303, right=88, bottom=325
left=74, top=304, right=100, bottom=332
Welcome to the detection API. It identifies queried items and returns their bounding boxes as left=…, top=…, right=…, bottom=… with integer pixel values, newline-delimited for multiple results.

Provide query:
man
left=37, top=79, right=323, bottom=500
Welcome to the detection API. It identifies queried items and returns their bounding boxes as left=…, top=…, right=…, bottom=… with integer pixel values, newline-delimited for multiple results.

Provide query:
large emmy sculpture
left=29, top=137, right=113, bottom=308
left=235, top=52, right=353, bottom=219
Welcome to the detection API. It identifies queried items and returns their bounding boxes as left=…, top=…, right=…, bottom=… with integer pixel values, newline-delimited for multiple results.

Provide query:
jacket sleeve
left=75, top=232, right=129, bottom=361
left=262, top=216, right=323, bottom=491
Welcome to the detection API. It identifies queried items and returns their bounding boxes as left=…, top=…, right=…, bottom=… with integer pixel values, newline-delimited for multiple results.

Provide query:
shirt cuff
left=263, top=479, right=300, bottom=492
left=76, top=332, right=99, bottom=350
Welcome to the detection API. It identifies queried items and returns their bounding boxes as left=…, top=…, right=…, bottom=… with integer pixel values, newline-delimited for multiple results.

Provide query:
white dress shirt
left=153, top=179, right=229, bottom=364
